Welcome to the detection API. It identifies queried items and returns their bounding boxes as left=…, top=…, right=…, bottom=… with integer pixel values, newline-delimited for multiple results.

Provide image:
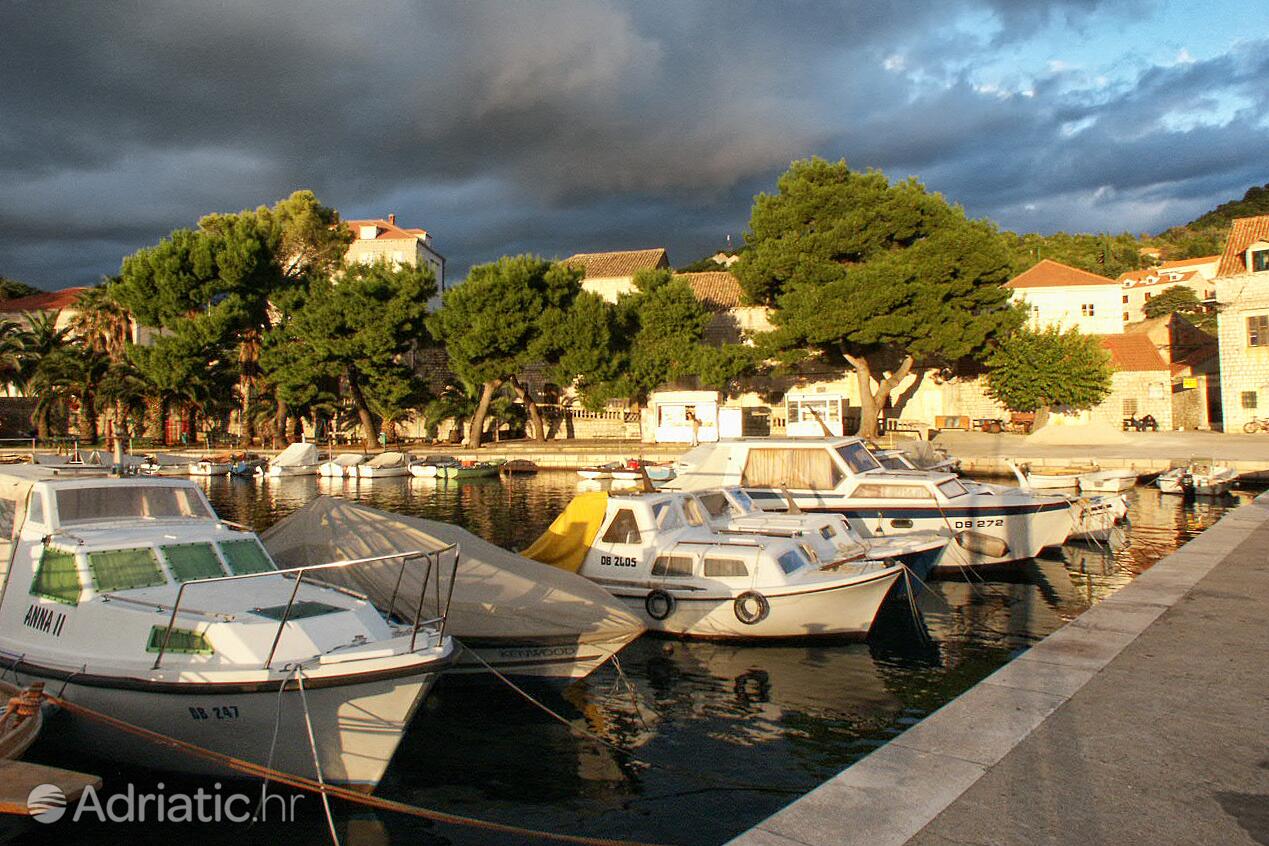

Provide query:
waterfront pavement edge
left=726, top=491, right=1269, bottom=846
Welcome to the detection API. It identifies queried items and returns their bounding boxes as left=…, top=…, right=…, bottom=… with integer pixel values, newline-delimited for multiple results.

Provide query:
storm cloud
left=1, top=0, right=1264, bottom=288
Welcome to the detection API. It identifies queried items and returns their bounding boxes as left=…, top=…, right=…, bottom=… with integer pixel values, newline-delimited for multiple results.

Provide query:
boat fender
left=645, top=589, right=675, bottom=621
left=955, top=530, right=1009, bottom=559
left=734, top=591, right=770, bottom=625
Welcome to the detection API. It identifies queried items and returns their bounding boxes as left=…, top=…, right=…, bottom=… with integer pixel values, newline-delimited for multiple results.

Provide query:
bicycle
left=1242, top=416, right=1269, bottom=433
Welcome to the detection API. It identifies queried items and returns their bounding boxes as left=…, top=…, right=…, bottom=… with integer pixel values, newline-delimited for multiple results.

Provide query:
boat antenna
left=638, top=462, right=656, bottom=493
left=806, top=405, right=834, bottom=438
left=780, top=486, right=802, bottom=515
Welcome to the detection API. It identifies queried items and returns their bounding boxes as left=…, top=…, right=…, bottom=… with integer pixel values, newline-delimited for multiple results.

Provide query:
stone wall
left=1216, top=271, right=1269, bottom=432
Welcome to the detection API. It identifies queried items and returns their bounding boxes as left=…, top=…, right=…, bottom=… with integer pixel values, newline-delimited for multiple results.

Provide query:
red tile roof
left=678, top=271, right=744, bottom=311
left=0, top=286, right=89, bottom=313
left=564, top=248, right=669, bottom=279
left=345, top=218, right=429, bottom=242
left=1217, top=215, right=1269, bottom=277
left=1099, top=333, right=1169, bottom=372
left=1158, top=255, right=1219, bottom=270
left=1005, top=259, right=1116, bottom=289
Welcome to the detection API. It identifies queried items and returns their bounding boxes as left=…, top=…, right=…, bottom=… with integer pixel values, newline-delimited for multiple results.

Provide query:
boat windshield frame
left=836, top=442, right=882, bottom=475
left=150, top=545, right=459, bottom=670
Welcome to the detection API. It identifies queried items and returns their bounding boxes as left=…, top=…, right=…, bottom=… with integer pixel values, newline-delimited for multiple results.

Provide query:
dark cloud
left=0, top=0, right=1262, bottom=289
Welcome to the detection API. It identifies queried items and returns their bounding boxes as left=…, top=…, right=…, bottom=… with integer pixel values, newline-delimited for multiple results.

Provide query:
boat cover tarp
left=330, top=454, right=366, bottom=467
left=261, top=496, right=642, bottom=644
left=271, top=442, right=319, bottom=467
left=365, top=452, right=407, bottom=469
left=520, top=492, right=608, bottom=574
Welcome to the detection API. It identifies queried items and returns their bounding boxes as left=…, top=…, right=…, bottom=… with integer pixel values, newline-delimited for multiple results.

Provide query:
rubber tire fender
left=645, top=589, right=674, bottom=621
left=733, top=591, right=770, bottom=625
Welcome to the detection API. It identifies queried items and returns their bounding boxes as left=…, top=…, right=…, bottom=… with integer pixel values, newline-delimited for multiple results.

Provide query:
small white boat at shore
left=318, top=453, right=366, bottom=478
left=256, top=442, right=320, bottom=478
left=408, top=455, right=459, bottom=478
left=356, top=451, right=412, bottom=479
left=577, top=462, right=623, bottom=481
left=524, top=490, right=904, bottom=639
left=140, top=453, right=190, bottom=476
left=1024, top=466, right=1093, bottom=489
left=1078, top=469, right=1138, bottom=493
left=1156, top=463, right=1238, bottom=496
left=0, top=466, right=455, bottom=789
left=188, top=455, right=233, bottom=477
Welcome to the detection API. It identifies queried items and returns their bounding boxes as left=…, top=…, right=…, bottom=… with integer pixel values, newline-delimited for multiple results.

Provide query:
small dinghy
left=1157, top=463, right=1238, bottom=496
left=408, top=455, right=459, bottom=478
left=577, top=461, right=623, bottom=481
left=0, top=681, right=43, bottom=761
left=188, top=454, right=233, bottom=477
left=356, top=451, right=413, bottom=479
left=523, top=490, right=906, bottom=639
left=1025, top=465, right=1094, bottom=489
left=441, top=460, right=501, bottom=479
left=1078, top=469, right=1138, bottom=493
left=318, top=453, right=366, bottom=478
left=139, top=453, right=189, bottom=476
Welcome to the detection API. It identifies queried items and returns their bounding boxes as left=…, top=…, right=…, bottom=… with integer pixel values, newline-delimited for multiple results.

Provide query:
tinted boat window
left=703, top=557, right=748, bottom=577
left=937, top=479, right=968, bottom=498
left=601, top=509, right=642, bottom=544
left=836, top=443, right=881, bottom=474
left=777, top=549, right=808, bottom=575
left=219, top=538, right=276, bottom=575
left=89, top=547, right=166, bottom=592
left=851, top=484, right=930, bottom=499
left=651, top=554, right=694, bottom=577
left=163, top=543, right=227, bottom=582
left=652, top=501, right=682, bottom=530
left=57, top=486, right=212, bottom=525
left=31, top=547, right=81, bottom=605
left=696, top=492, right=731, bottom=518
left=682, top=497, right=707, bottom=527
left=728, top=488, right=755, bottom=512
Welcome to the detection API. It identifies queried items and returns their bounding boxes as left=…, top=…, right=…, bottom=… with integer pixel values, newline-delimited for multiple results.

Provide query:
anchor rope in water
left=39, top=690, right=676, bottom=846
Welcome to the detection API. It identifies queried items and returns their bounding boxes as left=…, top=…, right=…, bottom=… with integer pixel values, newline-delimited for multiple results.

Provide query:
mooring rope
left=41, top=691, right=674, bottom=846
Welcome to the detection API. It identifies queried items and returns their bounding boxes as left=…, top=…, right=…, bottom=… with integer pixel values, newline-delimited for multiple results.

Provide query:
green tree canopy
left=982, top=325, right=1113, bottom=427
left=265, top=260, right=435, bottom=446
left=0, top=276, right=41, bottom=301
left=427, top=255, right=583, bottom=448
left=1141, top=286, right=1216, bottom=332
left=735, top=158, right=1021, bottom=437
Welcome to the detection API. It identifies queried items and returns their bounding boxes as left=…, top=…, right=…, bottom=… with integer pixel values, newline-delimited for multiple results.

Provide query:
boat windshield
left=56, top=485, right=213, bottom=525
left=725, top=488, right=756, bottom=514
left=937, top=479, right=968, bottom=498
left=837, top=443, right=881, bottom=475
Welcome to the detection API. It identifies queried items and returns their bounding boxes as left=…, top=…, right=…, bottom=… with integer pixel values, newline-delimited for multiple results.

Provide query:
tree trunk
left=1032, top=405, right=1051, bottom=432
left=509, top=376, right=546, bottom=442
left=468, top=379, right=503, bottom=450
left=144, top=396, right=164, bottom=441
left=346, top=367, right=378, bottom=448
left=239, top=378, right=255, bottom=446
left=274, top=398, right=289, bottom=447
left=112, top=400, right=130, bottom=458
left=80, top=394, right=98, bottom=443
left=846, top=353, right=915, bottom=440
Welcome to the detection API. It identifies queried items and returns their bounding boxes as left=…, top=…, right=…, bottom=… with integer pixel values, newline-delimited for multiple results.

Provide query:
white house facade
left=1004, top=259, right=1123, bottom=334
left=1215, top=216, right=1269, bottom=432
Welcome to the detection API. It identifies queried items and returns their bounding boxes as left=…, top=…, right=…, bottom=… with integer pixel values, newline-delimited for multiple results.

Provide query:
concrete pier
left=728, top=494, right=1269, bottom=846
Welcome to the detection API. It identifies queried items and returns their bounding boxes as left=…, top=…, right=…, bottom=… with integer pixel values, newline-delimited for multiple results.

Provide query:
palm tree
left=16, top=311, right=72, bottom=440
left=71, top=286, right=136, bottom=450
left=0, top=320, right=26, bottom=393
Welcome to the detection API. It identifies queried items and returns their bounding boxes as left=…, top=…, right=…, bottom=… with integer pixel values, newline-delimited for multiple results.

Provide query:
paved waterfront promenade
left=728, top=496, right=1269, bottom=846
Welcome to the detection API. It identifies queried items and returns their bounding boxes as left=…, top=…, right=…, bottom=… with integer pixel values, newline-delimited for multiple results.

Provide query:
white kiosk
left=649, top=390, right=719, bottom=443
left=785, top=392, right=845, bottom=437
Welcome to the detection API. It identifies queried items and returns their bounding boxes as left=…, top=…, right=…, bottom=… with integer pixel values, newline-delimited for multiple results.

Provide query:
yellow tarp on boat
left=522, top=492, right=608, bottom=573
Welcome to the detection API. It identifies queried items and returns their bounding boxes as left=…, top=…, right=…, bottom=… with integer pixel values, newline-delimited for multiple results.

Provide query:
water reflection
left=22, top=473, right=1245, bottom=846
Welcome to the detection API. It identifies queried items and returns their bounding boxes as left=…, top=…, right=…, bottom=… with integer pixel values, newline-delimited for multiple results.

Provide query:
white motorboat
left=356, top=451, right=413, bottom=479
left=188, top=455, right=232, bottom=477
left=669, top=438, right=1073, bottom=570
left=0, top=466, right=454, bottom=789
left=263, top=497, right=644, bottom=683
left=1156, top=463, right=1238, bottom=496
left=318, top=453, right=366, bottom=478
left=869, top=443, right=961, bottom=475
left=256, top=442, right=320, bottom=478
left=139, top=453, right=189, bottom=476
left=408, top=455, right=459, bottom=478
left=577, top=462, right=623, bottom=481
left=524, top=489, right=903, bottom=639
left=1024, top=466, right=1092, bottom=489
left=229, top=455, right=266, bottom=477
left=1078, top=469, right=1138, bottom=493
left=1004, top=461, right=1129, bottom=543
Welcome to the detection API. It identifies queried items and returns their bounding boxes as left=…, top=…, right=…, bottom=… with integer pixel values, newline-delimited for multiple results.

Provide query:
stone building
left=1215, top=215, right=1269, bottom=431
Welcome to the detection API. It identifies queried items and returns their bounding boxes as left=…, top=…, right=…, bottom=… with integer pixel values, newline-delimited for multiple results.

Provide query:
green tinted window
left=146, top=625, right=213, bottom=655
left=31, top=547, right=81, bottom=605
left=88, top=547, right=165, bottom=592
left=162, top=543, right=225, bottom=582
left=220, top=538, right=275, bottom=575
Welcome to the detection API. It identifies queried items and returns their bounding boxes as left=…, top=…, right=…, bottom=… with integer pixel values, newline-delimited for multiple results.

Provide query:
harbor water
left=15, top=472, right=1247, bottom=846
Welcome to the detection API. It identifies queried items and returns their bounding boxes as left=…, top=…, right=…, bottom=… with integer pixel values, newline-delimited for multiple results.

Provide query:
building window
left=1248, top=315, right=1269, bottom=347
left=1144, top=292, right=1153, bottom=301
left=1123, top=398, right=1138, bottom=416
left=1123, top=312, right=1130, bottom=322
left=1081, top=304, right=1095, bottom=317
left=1253, top=249, right=1269, bottom=273
left=1242, top=391, right=1258, bottom=410
left=1122, top=294, right=1129, bottom=304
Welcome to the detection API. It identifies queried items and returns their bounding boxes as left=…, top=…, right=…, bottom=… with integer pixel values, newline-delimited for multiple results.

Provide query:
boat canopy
left=521, top=492, right=609, bottom=573
left=261, top=497, right=642, bottom=643
left=271, top=442, right=319, bottom=467
left=331, top=453, right=365, bottom=467
left=365, top=452, right=407, bottom=468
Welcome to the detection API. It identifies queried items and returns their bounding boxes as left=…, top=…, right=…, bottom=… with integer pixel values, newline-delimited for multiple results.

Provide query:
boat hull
left=446, top=632, right=641, bottom=682
left=188, top=463, right=231, bottom=477
left=1078, top=473, right=1136, bottom=493
left=606, top=567, right=902, bottom=639
left=24, top=664, right=442, bottom=788
left=408, top=464, right=439, bottom=478
left=260, top=465, right=319, bottom=478
left=1026, top=473, right=1082, bottom=490
left=357, top=466, right=410, bottom=478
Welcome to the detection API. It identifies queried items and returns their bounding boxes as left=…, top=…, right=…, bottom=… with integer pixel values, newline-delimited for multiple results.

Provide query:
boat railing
left=150, top=545, right=460, bottom=671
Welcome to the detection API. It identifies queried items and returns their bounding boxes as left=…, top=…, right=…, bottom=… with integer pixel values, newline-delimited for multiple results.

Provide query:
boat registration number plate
left=600, top=555, right=638, bottom=567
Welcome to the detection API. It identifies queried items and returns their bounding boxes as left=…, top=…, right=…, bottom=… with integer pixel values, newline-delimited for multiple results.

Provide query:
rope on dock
left=40, top=691, right=675, bottom=846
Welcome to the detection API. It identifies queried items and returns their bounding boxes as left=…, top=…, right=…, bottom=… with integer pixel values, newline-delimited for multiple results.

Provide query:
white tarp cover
left=365, top=452, right=408, bottom=469
left=272, top=442, right=319, bottom=467
left=261, top=497, right=644, bottom=644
